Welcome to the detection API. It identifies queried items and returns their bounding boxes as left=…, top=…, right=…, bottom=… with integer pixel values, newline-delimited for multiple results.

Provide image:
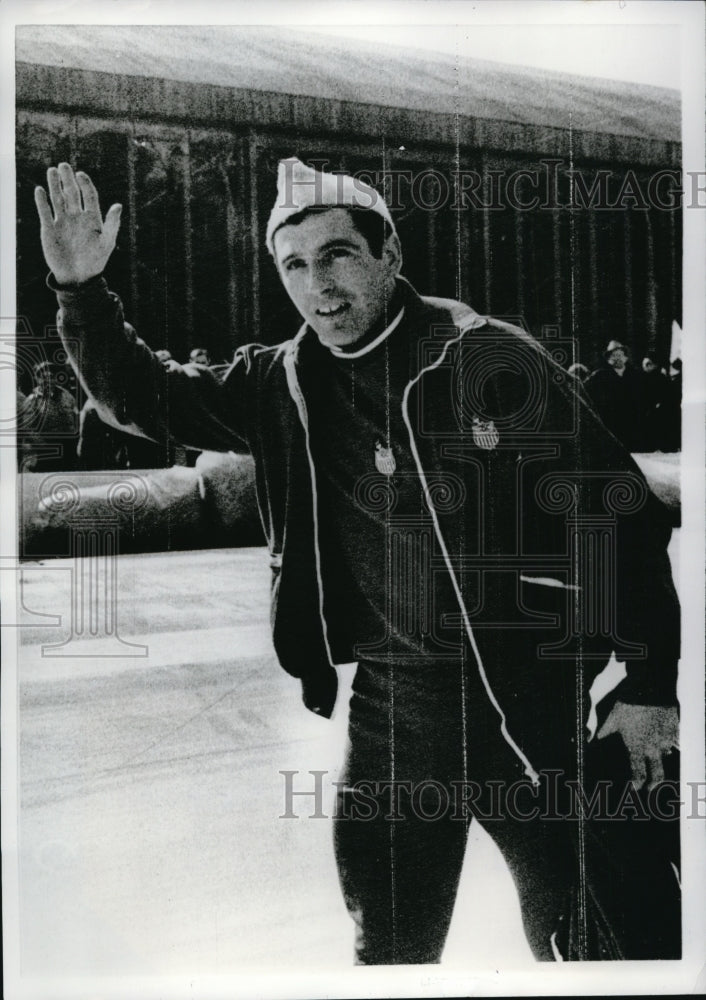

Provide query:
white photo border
left=2, top=2, right=704, bottom=997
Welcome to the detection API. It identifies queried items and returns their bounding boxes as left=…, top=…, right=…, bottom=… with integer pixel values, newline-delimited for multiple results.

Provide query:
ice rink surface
left=17, top=545, right=538, bottom=974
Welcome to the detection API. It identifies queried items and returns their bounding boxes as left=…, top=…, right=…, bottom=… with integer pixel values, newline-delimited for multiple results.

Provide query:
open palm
left=34, top=163, right=122, bottom=286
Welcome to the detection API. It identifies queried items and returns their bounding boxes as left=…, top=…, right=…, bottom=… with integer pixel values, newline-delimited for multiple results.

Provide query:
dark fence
left=17, top=62, right=681, bottom=380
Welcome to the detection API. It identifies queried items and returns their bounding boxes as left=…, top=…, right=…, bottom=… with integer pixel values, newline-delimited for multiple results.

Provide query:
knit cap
left=266, top=157, right=395, bottom=255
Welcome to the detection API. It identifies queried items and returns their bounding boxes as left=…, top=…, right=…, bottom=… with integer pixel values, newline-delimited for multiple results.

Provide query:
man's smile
left=316, top=302, right=351, bottom=318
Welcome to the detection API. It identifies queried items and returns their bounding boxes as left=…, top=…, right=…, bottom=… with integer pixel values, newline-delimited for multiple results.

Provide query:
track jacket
left=52, top=274, right=680, bottom=781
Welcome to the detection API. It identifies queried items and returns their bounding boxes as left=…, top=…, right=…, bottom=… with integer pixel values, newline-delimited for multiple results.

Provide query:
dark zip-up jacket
left=52, top=275, right=680, bottom=782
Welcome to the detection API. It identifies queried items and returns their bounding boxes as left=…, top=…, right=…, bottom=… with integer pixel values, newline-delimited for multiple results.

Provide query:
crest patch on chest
left=374, top=439, right=396, bottom=475
left=472, top=417, right=500, bottom=450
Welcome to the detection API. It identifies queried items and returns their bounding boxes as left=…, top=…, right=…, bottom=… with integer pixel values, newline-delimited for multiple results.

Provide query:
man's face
left=642, top=358, right=657, bottom=374
left=273, top=208, right=401, bottom=348
left=607, top=348, right=627, bottom=369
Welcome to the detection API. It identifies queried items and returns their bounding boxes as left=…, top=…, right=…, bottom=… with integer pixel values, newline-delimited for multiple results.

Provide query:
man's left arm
left=568, top=364, right=681, bottom=787
left=492, top=322, right=681, bottom=787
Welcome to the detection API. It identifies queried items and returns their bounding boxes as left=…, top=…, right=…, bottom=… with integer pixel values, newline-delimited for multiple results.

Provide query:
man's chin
left=311, top=323, right=362, bottom=349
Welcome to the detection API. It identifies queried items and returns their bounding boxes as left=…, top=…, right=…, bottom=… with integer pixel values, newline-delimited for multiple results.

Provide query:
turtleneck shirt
left=307, top=304, right=464, bottom=666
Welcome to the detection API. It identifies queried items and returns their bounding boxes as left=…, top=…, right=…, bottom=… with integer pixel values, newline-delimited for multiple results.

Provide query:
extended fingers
left=58, top=162, right=81, bottom=213
left=46, top=167, right=66, bottom=216
left=647, top=753, right=665, bottom=790
left=34, top=185, right=55, bottom=227
left=627, top=747, right=647, bottom=790
left=102, top=203, right=123, bottom=248
left=659, top=710, right=680, bottom=752
left=75, top=171, right=100, bottom=215
left=46, top=164, right=80, bottom=215
left=42, top=164, right=118, bottom=227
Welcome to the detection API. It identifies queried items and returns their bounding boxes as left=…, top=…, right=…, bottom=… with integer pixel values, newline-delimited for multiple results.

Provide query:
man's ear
left=383, top=232, right=403, bottom=275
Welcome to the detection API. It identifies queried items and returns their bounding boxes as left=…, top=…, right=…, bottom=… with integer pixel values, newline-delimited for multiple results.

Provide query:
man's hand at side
left=596, top=700, right=679, bottom=789
left=34, top=163, right=122, bottom=286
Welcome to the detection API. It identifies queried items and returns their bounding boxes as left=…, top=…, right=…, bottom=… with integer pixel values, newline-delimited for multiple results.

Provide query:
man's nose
left=307, top=258, right=333, bottom=293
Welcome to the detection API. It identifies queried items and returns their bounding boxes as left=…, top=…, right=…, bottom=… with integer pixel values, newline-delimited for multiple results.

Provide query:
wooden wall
left=16, top=62, right=681, bottom=374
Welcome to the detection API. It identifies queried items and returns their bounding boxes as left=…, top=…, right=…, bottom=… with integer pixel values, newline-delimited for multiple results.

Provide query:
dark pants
left=333, top=656, right=681, bottom=964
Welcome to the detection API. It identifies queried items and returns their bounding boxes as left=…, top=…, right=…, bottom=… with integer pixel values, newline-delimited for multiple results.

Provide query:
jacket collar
left=284, top=277, right=487, bottom=377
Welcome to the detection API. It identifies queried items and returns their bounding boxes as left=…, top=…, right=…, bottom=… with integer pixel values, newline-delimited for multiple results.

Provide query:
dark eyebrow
left=319, top=238, right=360, bottom=252
left=280, top=238, right=360, bottom=267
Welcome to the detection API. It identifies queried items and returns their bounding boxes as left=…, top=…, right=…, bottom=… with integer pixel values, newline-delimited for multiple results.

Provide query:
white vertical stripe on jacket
left=400, top=322, right=541, bottom=786
left=283, top=341, right=336, bottom=671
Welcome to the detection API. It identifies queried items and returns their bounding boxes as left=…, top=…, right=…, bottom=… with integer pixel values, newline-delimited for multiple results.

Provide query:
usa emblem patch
left=374, top=440, right=396, bottom=475
left=472, top=417, right=499, bottom=450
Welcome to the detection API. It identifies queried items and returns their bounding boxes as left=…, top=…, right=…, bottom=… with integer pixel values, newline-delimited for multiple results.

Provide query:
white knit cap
left=266, top=157, right=395, bottom=256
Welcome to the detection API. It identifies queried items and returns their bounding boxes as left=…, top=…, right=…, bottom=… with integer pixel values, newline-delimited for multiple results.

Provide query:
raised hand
left=34, top=163, right=122, bottom=286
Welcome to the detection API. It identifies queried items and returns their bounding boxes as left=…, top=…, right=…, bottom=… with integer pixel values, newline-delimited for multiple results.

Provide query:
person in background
left=189, top=347, right=211, bottom=366
left=22, top=359, right=78, bottom=470
left=585, top=340, right=646, bottom=451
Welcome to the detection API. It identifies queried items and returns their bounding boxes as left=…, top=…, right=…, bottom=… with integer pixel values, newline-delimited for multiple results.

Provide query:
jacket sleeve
left=561, top=367, right=680, bottom=706
left=489, top=321, right=680, bottom=707
left=52, top=273, right=260, bottom=454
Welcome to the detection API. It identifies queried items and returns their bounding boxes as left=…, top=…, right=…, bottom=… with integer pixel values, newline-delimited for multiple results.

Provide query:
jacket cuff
left=301, top=668, right=338, bottom=719
left=46, top=272, right=111, bottom=315
left=46, top=270, right=106, bottom=293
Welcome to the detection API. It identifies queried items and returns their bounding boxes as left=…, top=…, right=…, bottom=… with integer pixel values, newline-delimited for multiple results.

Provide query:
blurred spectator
left=21, top=360, right=78, bottom=470
left=189, top=347, right=211, bottom=366
left=585, top=341, right=646, bottom=452
left=155, top=348, right=173, bottom=365
left=567, top=362, right=590, bottom=384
